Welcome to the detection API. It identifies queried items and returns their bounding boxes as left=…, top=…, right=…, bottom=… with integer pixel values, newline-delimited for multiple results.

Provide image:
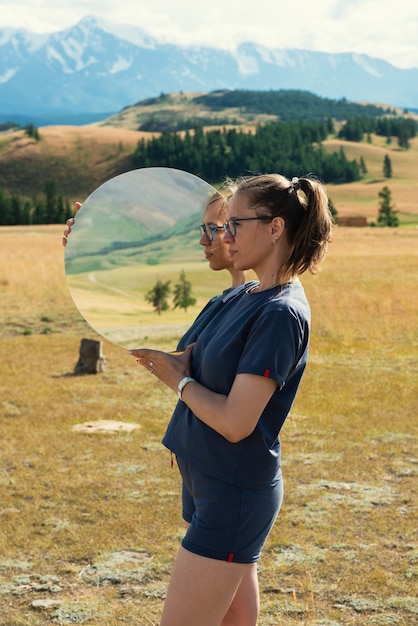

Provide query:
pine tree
left=145, top=280, right=171, bottom=315
left=56, top=195, right=66, bottom=224
left=44, top=180, right=58, bottom=223
left=398, top=130, right=410, bottom=149
left=11, top=195, right=22, bottom=224
left=173, top=270, right=196, bottom=313
left=25, top=123, right=40, bottom=141
left=328, top=198, right=338, bottom=224
left=21, top=200, right=32, bottom=225
left=0, top=187, right=13, bottom=225
left=33, top=196, right=47, bottom=224
left=383, top=154, right=392, bottom=178
left=377, top=186, right=399, bottom=227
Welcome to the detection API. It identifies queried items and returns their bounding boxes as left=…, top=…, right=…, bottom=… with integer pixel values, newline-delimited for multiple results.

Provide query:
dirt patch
left=72, top=420, right=141, bottom=433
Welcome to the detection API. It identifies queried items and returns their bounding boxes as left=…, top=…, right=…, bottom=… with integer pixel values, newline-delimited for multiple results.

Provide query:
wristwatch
left=177, top=376, right=196, bottom=400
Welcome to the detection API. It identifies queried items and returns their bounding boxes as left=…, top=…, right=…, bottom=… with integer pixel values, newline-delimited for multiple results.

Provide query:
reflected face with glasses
left=199, top=194, right=236, bottom=272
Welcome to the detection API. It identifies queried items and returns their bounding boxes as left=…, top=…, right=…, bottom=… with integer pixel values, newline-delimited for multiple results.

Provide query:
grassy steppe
left=324, top=135, right=418, bottom=225
left=0, top=225, right=417, bottom=625
left=0, top=125, right=151, bottom=199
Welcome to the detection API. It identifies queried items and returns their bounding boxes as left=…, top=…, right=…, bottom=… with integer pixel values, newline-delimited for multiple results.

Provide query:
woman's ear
left=270, top=216, right=286, bottom=238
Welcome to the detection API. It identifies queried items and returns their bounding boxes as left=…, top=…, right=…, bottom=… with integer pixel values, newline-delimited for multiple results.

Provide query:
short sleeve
left=236, top=305, right=309, bottom=388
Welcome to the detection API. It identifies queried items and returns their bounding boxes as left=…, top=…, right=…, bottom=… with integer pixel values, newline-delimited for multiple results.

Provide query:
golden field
left=0, top=223, right=417, bottom=625
left=323, top=135, right=418, bottom=224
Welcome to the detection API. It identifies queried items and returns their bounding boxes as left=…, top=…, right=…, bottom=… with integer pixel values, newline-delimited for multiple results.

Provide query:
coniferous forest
left=1, top=89, right=417, bottom=225
left=131, top=120, right=362, bottom=184
left=0, top=180, right=73, bottom=226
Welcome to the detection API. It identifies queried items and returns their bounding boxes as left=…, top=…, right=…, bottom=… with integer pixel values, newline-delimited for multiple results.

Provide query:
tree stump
left=74, top=338, right=106, bottom=374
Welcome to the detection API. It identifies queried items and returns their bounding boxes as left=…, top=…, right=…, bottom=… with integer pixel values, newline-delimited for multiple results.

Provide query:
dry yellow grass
left=101, top=91, right=275, bottom=131
left=0, top=125, right=155, bottom=200
left=0, top=225, right=417, bottom=625
left=324, top=136, right=418, bottom=221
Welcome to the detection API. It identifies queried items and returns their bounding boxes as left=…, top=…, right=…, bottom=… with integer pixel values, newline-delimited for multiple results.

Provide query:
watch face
left=65, top=167, right=218, bottom=350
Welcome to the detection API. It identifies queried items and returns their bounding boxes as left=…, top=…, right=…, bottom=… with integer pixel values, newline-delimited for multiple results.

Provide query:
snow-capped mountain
left=1, top=15, right=417, bottom=125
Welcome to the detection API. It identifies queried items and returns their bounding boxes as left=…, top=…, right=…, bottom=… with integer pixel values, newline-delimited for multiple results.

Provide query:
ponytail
left=288, top=176, right=333, bottom=275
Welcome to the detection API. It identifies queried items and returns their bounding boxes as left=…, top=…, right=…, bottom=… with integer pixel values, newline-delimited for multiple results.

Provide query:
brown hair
left=205, top=191, right=228, bottom=220
left=226, top=173, right=333, bottom=275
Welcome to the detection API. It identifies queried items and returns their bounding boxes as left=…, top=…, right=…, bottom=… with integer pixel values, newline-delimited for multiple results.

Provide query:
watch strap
left=177, top=376, right=196, bottom=400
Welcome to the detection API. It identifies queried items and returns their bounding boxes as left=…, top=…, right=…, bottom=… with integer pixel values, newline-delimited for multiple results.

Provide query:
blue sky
left=1, top=0, right=417, bottom=69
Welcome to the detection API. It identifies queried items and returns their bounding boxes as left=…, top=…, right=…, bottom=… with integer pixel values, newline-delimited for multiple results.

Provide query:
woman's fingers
left=62, top=202, right=81, bottom=247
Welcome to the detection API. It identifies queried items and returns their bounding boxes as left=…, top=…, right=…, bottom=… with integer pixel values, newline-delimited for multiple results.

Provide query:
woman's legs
left=220, top=564, right=259, bottom=626
left=160, top=546, right=254, bottom=626
left=169, top=465, right=282, bottom=625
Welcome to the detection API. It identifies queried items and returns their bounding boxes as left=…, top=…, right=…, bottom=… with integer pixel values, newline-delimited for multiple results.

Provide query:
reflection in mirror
left=65, top=167, right=222, bottom=350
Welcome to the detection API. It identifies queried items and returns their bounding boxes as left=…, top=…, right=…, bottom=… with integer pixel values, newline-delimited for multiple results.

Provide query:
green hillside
left=0, top=89, right=417, bottom=225
left=103, top=89, right=399, bottom=132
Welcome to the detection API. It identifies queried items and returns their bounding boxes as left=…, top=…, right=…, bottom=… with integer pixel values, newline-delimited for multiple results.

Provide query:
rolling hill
left=0, top=90, right=417, bottom=225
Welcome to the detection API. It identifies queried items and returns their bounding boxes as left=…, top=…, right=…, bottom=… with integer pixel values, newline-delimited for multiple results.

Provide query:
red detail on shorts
left=263, top=369, right=271, bottom=377
left=227, top=553, right=234, bottom=563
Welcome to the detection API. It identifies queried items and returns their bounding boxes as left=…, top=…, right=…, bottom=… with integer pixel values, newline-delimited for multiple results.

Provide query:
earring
left=272, top=237, right=278, bottom=245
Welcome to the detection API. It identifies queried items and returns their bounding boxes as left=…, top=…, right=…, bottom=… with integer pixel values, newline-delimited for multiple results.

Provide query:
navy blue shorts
left=177, top=457, right=283, bottom=564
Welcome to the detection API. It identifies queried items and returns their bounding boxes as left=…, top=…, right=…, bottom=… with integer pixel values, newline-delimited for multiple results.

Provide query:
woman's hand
left=129, top=344, right=194, bottom=393
left=62, top=201, right=82, bottom=247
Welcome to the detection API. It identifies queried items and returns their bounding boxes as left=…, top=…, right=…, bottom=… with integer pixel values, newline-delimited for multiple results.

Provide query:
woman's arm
left=180, top=373, right=277, bottom=443
left=130, top=347, right=277, bottom=443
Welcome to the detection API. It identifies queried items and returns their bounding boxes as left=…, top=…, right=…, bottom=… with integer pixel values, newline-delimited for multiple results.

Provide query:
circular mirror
left=65, top=167, right=221, bottom=350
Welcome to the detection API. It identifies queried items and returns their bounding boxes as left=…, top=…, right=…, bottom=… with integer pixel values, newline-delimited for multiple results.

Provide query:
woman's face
left=199, top=198, right=234, bottom=272
left=223, top=192, right=274, bottom=273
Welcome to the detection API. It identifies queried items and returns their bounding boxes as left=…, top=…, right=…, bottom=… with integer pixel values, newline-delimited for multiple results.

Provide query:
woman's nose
left=199, top=233, right=211, bottom=246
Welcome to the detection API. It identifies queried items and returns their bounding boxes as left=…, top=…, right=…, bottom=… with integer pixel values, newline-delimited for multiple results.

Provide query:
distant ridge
left=1, top=15, right=418, bottom=125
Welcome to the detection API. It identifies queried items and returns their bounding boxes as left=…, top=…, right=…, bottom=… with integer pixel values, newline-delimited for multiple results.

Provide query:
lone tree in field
left=377, top=186, right=399, bottom=227
left=383, top=154, right=392, bottom=178
left=173, top=270, right=196, bottom=312
left=145, top=280, right=171, bottom=315
left=359, top=156, right=367, bottom=175
left=25, top=122, right=40, bottom=141
left=328, top=198, right=338, bottom=224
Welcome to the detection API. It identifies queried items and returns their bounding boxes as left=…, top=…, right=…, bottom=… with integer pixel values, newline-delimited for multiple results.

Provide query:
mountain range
left=1, top=15, right=418, bottom=126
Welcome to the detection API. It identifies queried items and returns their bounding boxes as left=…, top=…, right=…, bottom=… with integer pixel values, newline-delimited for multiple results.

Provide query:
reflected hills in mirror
left=64, top=168, right=221, bottom=349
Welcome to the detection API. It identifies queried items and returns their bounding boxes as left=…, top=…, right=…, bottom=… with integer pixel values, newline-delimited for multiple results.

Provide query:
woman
left=131, top=173, right=333, bottom=626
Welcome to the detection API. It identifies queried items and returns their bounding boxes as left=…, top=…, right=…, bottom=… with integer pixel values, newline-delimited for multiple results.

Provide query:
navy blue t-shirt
left=176, top=282, right=257, bottom=350
left=163, top=280, right=311, bottom=488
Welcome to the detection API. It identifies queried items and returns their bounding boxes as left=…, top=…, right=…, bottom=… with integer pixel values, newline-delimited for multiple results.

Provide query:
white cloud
left=0, top=0, right=417, bottom=69
left=0, top=68, right=17, bottom=83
